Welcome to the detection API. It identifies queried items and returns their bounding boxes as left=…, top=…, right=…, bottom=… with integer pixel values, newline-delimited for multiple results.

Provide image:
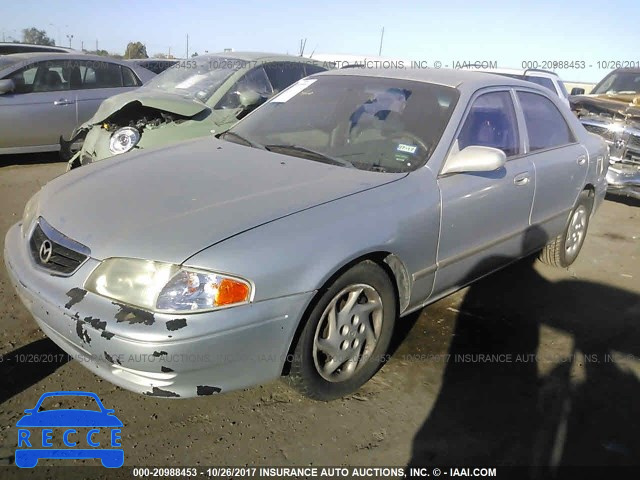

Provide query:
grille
left=582, top=123, right=616, bottom=142
left=29, top=221, right=88, bottom=275
left=627, top=133, right=640, bottom=150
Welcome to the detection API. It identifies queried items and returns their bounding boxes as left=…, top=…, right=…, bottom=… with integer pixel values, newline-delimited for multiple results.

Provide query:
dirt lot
left=0, top=154, right=638, bottom=477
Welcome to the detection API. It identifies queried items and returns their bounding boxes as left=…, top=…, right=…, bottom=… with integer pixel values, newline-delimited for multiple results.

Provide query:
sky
left=1, top=0, right=637, bottom=83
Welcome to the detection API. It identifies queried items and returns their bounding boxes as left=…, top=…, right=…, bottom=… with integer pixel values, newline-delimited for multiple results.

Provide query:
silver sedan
left=0, top=53, right=155, bottom=155
left=4, top=68, right=608, bottom=400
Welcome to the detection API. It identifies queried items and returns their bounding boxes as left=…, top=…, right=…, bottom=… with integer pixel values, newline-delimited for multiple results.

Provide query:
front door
left=433, top=90, right=535, bottom=296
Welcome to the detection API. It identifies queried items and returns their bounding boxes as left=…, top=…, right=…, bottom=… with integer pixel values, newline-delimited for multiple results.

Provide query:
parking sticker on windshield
left=397, top=143, right=417, bottom=154
left=271, top=79, right=317, bottom=103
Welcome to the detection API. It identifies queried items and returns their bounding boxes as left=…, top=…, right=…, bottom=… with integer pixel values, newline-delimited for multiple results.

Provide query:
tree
left=22, top=27, right=55, bottom=46
left=124, top=41, right=148, bottom=59
left=191, top=52, right=199, bottom=58
left=153, top=52, right=167, bottom=59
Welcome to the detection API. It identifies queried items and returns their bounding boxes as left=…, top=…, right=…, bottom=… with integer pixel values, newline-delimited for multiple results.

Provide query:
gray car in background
left=0, top=53, right=155, bottom=154
left=5, top=69, right=608, bottom=401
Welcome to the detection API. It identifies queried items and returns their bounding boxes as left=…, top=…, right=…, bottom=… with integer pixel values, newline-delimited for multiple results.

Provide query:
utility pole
left=66, top=34, right=73, bottom=48
left=378, top=27, right=384, bottom=56
left=96, top=39, right=98, bottom=52
left=168, top=46, right=171, bottom=58
left=81, top=40, right=84, bottom=51
left=186, top=34, right=189, bottom=58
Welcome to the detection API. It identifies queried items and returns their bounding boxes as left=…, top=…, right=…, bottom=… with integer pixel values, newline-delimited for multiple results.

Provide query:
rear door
left=74, top=60, right=142, bottom=127
left=515, top=90, right=587, bottom=237
left=433, top=89, right=535, bottom=295
left=0, top=60, right=76, bottom=150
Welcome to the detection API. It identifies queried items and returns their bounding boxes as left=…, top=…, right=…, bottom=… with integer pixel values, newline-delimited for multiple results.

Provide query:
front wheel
left=286, top=260, right=396, bottom=401
left=539, top=191, right=591, bottom=268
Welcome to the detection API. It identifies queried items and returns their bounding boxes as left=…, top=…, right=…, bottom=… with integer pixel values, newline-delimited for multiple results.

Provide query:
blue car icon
left=16, top=391, right=123, bottom=468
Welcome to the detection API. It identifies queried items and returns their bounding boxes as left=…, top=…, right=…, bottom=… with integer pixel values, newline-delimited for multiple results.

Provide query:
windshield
left=228, top=75, right=459, bottom=173
left=592, top=72, right=640, bottom=95
left=142, top=56, right=242, bottom=102
left=0, top=57, right=22, bottom=71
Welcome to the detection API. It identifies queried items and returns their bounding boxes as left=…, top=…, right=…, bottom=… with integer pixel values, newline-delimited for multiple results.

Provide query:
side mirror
left=570, top=87, right=585, bottom=96
left=0, top=79, right=15, bottom=94
left=441, top=145, right=506, bottom=175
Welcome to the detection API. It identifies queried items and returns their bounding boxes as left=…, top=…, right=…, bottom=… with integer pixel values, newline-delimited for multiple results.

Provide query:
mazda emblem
left=39, top=240, right=53, bottom=264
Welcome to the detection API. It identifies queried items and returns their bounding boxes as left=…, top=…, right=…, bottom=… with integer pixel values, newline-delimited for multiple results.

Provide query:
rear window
left=517, top=91, right=574, bottom=151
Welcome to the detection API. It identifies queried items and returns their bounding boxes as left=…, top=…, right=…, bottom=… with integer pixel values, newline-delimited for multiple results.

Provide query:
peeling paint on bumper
left=4, top=223, right=313, bottom=398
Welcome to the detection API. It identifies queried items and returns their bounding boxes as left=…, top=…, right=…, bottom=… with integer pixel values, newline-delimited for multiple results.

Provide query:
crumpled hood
left=571, top=93, right=640, bottom=119
left=82, top=89, right=210, bottom=126
left=38, top=138, right=405, bottom=264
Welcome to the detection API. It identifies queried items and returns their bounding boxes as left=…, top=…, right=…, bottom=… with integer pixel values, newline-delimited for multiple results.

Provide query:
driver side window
left=215, top=66, right=273, bottom=109
left=9, top=61, right=71, bottom=94
left=457, top=91, right=520, bottom=157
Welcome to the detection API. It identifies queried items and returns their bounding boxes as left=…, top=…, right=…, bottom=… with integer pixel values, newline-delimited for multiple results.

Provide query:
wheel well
left=280, top=251, right=406, bottom=376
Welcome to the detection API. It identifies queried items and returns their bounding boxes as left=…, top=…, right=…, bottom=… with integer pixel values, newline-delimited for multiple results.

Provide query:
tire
left=286, top=260, right=397, bottom=401
left=539, top=191, right=592, bottom=268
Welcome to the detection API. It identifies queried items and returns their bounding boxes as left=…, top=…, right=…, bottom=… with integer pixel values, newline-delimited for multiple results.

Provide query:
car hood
left=39, top=138, right=406, bottom=264
left=571, top=93, right=640, bottom=120
left=16, top=410, right=123, bottom=427
left=83, top=89, right=210, bottom=126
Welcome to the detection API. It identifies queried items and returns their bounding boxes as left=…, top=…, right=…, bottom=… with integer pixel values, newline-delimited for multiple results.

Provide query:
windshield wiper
left=264, top=144, right=356, bottom=168
left=219, top=131, right=265, bottom=149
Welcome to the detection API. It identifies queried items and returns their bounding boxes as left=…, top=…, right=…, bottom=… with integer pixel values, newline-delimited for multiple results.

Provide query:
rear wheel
left=539, top=191, right=591, bottom=268
left=286, top=260, right=396, bottom=401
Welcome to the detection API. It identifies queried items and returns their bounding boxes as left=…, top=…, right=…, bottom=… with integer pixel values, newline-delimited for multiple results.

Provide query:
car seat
left=34, top=70, right=63, bottom=92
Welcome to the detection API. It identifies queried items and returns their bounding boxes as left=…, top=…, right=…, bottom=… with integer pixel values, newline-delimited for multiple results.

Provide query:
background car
left=5, top=69, right=608, bottom=402
left=127, top=58, right=180, bottom=75
left=0, top=53, right=155, bottom=155
left=474, top=68, right=570, bottom=108
left=0, top=42, right=76, bottom=55
left=63, top=52, right=328, bottom=169
left=570, top=68, right=640, bottom=200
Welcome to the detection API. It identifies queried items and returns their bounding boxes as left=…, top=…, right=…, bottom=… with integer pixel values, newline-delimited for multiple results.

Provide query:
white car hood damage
left=37, top=137, right=405, bottom=264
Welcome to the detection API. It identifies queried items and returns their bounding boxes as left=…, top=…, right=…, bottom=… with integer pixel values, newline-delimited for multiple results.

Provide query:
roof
left=609, top=68, right=640, bottom=74
left=469, top=67, right=560, bottom=78
left=193, top=51, right=320, bottom=63
left=317, top=67, right=543, bottom=92
left=0, top=42, right=75, bottom=53
left=0, top=52, right=147, bottom=68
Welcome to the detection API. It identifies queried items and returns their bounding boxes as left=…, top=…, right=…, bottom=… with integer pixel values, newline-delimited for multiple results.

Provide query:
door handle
left=577, top=155, right=587, bottom=166
left=54, top=99, right=74, bottom=106
left=513, top=173, right=530, bottom=186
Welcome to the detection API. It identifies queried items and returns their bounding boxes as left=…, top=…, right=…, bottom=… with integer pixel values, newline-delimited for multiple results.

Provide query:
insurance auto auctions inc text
left=249, top=466, right=497, bottom=477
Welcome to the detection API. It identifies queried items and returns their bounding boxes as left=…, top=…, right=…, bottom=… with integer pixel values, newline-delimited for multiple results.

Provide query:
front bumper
left=4, top=223, right=314, bottom=398
left=606, top=164, right=640, bottom=200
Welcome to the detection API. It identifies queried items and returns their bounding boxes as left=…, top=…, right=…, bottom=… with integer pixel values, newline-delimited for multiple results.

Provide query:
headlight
left=21, top=190, right=40, bottom=237
left=84, top=258, right=252, bottom=313
left=109, top=127, right=140, bottom=155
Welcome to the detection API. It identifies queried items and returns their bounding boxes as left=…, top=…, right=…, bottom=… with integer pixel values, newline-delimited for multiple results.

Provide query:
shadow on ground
left=0, top=338, right=70, bottom=404
left=0, top=152, right=63, bottom=168
left=408, top=236, right=640, bottom=472
left=605, top=193, right=640, bottom=208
